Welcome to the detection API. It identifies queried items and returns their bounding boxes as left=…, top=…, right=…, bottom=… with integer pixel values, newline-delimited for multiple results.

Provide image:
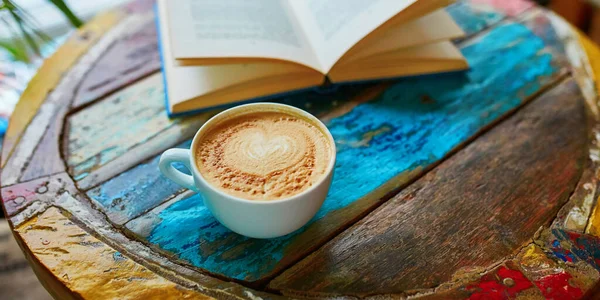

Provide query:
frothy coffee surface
left=196, top=111, right=332, bottom=200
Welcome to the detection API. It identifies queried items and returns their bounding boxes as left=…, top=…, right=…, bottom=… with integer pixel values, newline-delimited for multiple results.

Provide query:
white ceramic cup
left=159, top=103, right=336, bottom=239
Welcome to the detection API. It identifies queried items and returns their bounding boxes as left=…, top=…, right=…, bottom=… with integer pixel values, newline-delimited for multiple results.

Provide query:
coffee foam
left=196, top=111, right=332, bottom=201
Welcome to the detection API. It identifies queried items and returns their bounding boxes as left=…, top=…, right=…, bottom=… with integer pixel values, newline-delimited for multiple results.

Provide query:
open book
left=156, top=0, right=468, bottom=116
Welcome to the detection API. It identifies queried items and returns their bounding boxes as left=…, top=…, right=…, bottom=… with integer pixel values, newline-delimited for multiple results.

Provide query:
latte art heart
left=244, top=134, right=295, bottom=162
left=196, top=112, right=332, bottom=200
left=226, top=130, right=306, bottom=176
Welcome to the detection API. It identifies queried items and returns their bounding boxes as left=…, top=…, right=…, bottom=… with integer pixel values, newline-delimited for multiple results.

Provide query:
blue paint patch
left=446, top=2, right=505, bottom=37
left=74, top=172, right=89, bottom=181
left=145, top=194, right=286, bottom=278
left=553, top=229, right=600, bottom=271
left=142, top=22, right=562, bottom=281
left=87, top=140, right=192, bottom=224
left=0, top=117, right=8, bottom=138
left=113, top=252, right=126, bottom=262
left=551, top=239, right=577, bottom=263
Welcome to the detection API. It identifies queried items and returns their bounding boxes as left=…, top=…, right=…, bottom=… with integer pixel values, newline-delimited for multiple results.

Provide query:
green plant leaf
left=47, top=0, right=83, bottom=28
left=7, top=7, right=41, bottom=56
left=0, top=0, right=84, bottom=62
left=0, top=39, right=29, bottom=62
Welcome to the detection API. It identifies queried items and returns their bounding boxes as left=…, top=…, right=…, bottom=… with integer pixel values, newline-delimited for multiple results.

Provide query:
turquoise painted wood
left=105, top=0, right=509, bottom=229
left=87, top=86, right=367, bottom=224
left=66, top=74, right=169, bottom=180
left=123, top=21, right=567, bottom=282
left=66, top=1, right=508, bottom=184
left=446, top=1, right=505, bottom=38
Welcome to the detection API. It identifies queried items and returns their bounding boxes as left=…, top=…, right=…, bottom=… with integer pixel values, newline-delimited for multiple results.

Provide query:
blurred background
left=0, top=0, right=598, bottom=299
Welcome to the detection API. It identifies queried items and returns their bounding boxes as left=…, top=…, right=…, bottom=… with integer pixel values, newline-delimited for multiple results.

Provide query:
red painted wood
left=466, top=263, right=536, bottom=300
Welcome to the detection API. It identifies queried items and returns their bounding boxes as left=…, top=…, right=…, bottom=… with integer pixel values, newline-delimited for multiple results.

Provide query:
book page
left=157, top=0, right=323, bottom=112
left=341, top=10, right=464, bottom=64
left=165, top=0, right=320, bottom=70
left=288, top=0, right=417, bottom=72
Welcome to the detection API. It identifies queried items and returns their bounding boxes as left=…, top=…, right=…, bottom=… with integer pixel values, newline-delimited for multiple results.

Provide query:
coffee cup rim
left=190, top=102, right=336, bottom=204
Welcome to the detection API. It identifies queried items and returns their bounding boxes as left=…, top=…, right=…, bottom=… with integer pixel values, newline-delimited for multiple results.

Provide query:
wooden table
left=4, top=0, right=600, bottom=298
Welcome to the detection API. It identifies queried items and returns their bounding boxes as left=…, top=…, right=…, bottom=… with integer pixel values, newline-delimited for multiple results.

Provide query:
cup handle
left=159, top=149, right=198, bottom=192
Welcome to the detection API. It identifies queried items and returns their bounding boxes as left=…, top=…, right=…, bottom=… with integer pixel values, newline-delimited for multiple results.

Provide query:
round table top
left=4, top=0, right=600, bottom=299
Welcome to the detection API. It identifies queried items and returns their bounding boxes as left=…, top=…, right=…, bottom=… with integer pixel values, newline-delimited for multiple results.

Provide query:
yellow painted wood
left=586, top=193, right=600, bottom=236
left=0, top=10, right=124, bottom=168
left=577, top=32, right=600, bottom=97
left=576, top=32, right=600, bottom=237
left=15, top=207, right=211, bottom=300
left=517, top=244, right=599, bottom=292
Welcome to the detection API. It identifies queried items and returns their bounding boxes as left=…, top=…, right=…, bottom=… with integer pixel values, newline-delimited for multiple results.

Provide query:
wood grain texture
left=82, top=87, right=376, bottom=214
left=446, top=1, right=505, bottom=39
left=125, top=190, right=195, bottom=238
left=574, top=25, right=600, bottom=239
left=269, top=78, right=587, bottom=296
left=14, top=207, right=211, bottom=300
left=560, top=167, right=598, bottom=233
left=417, top=261, right=545, bottom=299
left=1, top=100, right=64, bottom=186
left=542, top=10, right=600, bottom=119
left=587, top=194, right=600, bottom=237
left=0, top=10, right=124, bottom=168
left=1, top=11, right=162, bottom=186
left=72, top=14, right=160, bottom=108
left=65, top=74, right=211, bottom=181
left=402, top=242, right=598, bottom=299
left=578, top=32, right=600, bottom=107
left=18, top=106, right=69, bottom=183
left=120, top=18, right=569, bottom=284
left=0, top=171, right=282, bottom=299
left=5, top=0, right=599, bottom=298
left=66, top=0, right=501, bottom=190
left=550, top=229, right=600, bottom=272
left=87, top=141, right=191, bottom=225
left=516, top=244, right=596, bottom=299
left=417, top=243, right=598, bottom=299
left=48, top=179, right=283, bottom=300
left=1, top=173, right=73, bottom=217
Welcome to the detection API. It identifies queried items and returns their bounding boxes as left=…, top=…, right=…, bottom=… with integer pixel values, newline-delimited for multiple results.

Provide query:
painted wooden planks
left=268, top=78, right=587, bottom=296
left=446, top=1, right=505, bottom=38
left=81, top=88, right=371, bottom=221
left=86, top=141, right=191, bottom=225
left=122, top=18, right=569, bottom=284
left=0, top=11, right=124, bottom=168
left=66, top=1, right=499, bottom=189
left=1, top=173, right=74, bottom=217
left=72, top=14, right=160, bottom=108
left=1, top=171, right=281, bottom=299
left=0, top=12, right=172, bottom=187
left=516, top=244, right=597, bottom=299
left=0, top=11, right=133, bottom=186
left=1, top=101, right=67, bottom=186
left=86, top=83, right=370, bottom=224
left=14, top=207, right=210, bottom=300
left=419, top=242, right=597, bottom=300
left=65, top=74, right=209, bottom=181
